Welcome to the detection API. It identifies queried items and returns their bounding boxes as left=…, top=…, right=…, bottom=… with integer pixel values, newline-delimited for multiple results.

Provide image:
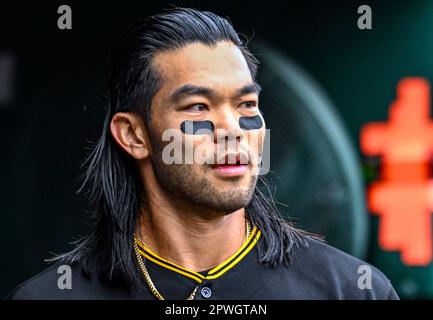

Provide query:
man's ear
left=110, top=112, right=150, bottom=160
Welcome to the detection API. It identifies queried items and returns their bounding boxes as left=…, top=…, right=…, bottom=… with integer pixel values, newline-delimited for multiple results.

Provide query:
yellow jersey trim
left=206, top=226, right=258, bottom=275
left=136, top=248, right=205, bottom=283
left=135, top=236, right=206, bottom=281
left=206, top=230, right=261, bottom=279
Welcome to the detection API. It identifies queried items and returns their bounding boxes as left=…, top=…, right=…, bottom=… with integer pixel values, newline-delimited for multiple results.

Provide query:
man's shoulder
left=274, top=237, right=399, bottom=299
left=5, top=259, right=132, bottom=300
left=299, top=237, right=375, bottom=270
left=6, top=261, right=88, bottom=300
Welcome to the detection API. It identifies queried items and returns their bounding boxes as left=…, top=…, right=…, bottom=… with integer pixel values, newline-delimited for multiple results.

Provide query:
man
left=8, top=7, right=398, bottom=300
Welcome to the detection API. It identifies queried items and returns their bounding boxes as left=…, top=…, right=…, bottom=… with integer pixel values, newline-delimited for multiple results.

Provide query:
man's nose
left=212, top=110, right=244, bottom=144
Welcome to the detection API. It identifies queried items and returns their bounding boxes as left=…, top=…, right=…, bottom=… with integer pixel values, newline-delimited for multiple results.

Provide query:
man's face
left=147, top=41, right=266, bottom=213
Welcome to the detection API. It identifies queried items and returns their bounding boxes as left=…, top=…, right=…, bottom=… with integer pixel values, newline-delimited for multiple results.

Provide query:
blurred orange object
left=360, top=77, right=433, bottom=266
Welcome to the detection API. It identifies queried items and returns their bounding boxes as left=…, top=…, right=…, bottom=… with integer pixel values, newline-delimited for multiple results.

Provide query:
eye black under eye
left=239, top=115, right=263, bottom=130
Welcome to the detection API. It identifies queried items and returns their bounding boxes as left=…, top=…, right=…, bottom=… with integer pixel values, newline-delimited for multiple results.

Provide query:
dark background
left=1, top=0, right=432, bottom=298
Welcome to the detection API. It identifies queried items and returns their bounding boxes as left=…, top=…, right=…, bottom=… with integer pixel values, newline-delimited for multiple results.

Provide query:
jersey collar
left=134, top=225, right=261, bottom=283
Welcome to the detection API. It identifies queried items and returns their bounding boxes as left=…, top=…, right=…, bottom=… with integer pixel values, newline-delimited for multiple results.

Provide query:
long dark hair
left=55, top=7, right=309, bottom=290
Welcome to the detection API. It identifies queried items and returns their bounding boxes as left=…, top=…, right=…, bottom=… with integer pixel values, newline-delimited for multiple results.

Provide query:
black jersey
left=7, top=226, right=399, bottom=300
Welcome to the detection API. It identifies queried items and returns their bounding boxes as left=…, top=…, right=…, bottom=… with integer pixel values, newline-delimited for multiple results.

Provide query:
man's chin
left=206, top=201, right=249, bottom=214
left=203, top=189, right=254, bottom=212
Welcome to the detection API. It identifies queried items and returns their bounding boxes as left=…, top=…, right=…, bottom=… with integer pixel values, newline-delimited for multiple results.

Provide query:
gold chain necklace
left=133, top=218, right=251, bottom=300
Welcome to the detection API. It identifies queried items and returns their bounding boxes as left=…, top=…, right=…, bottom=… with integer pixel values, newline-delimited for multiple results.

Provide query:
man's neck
left=137, top=194, right=247, bottom=273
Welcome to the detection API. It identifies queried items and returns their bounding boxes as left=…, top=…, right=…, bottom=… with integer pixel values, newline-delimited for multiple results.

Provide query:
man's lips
left=211, top=163, right=248, bottom=177
left=210, top=153, right=249, bottom=177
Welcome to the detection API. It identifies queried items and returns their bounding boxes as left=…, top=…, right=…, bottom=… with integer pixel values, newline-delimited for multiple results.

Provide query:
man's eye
left=186, top=104, right=208, bottom=112
left=239, top=101, right=258, bottom=109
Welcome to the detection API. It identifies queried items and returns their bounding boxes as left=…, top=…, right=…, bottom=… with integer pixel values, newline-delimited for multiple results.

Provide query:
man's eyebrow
left=169, top=84, right=216, bottom=102
left=235, top=82, right=262, bottom=98
left=169, top=82, right=262, bottom=102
